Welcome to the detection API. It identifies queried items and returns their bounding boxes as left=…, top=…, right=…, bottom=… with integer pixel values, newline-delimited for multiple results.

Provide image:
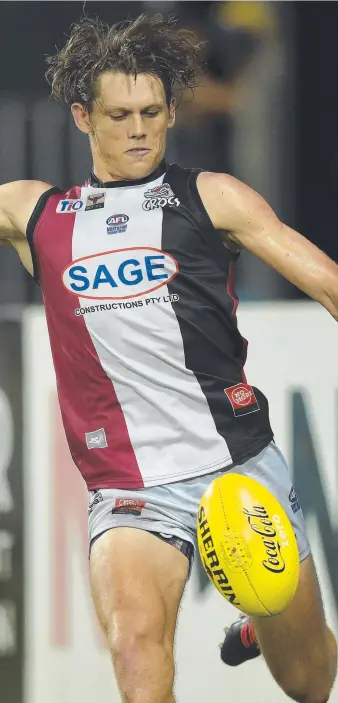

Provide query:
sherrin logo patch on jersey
left=106, top=214, right=129, bottom=235
left=224, top=383, right=260, bottom=417
left=62, top=246, right=179, bottom=300
left=142, top=183, right=180, bottom=211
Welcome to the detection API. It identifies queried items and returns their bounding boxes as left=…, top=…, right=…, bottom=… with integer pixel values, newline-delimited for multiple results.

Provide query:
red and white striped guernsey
left=26, top=161, right=273, bottom=490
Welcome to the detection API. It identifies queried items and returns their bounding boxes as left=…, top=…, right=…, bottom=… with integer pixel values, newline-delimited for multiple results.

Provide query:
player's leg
left=90, top=527, right=189, bottom=703
left=220, top=442, right=337, bottom=703
left=252, top=553, right=336, bottom=703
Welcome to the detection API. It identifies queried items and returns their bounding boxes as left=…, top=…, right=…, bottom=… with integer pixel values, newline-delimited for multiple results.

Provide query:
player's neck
left=90, top=156, right=166, bottom=187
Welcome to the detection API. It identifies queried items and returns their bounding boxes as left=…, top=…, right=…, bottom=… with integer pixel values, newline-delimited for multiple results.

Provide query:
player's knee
left=107, top=610, right=174, bottom=703
left=283, top=684, right=330, bottom=703
left=279, top=664, right=333, bottom=703
left=113, top=638, right=174, bottom=703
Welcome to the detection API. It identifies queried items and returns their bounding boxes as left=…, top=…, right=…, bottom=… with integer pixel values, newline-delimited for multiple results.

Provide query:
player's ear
left=71, top=103, right=92, bottom=135
left=168, top=100, right=176, bottom=129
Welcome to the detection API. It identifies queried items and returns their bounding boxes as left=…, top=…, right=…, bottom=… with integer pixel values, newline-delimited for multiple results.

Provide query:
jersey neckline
left=88, top=159, right=167, bottom=189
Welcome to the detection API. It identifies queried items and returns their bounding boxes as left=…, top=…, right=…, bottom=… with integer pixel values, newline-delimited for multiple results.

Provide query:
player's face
left=72, top=71, right=175, bottom=181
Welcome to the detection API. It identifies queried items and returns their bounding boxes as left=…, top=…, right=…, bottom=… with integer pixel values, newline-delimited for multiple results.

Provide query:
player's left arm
left=198, top=172, right=338, bottom=320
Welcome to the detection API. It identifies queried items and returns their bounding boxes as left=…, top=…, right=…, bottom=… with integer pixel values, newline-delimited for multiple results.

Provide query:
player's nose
left=129, top=113, right=146, bottom=139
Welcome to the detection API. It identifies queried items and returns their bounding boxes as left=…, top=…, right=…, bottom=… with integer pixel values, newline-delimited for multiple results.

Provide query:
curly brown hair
left=45, top=13, right=205, bottom=111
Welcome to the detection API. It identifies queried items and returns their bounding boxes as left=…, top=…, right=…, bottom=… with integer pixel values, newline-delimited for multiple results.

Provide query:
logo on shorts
left=106, top=214, right=129, bottom=235
left=142, top=183, right=180, bottom=211
left=85, top=428, right=108, bottom=449
left=224, top=383, right=260, bottom=417
left=111, top=498, right=146, bottom=516
left=85, top=192, right=106, bottom=211
left=289, top=486, right=300, bottom=514
left=88, top=490, right=103, bottom=515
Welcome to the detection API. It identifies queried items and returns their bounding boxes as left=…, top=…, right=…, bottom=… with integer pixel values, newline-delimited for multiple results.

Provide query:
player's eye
left=109, top=114, right=127, bottom=122
left=145, top=111, right=160, bottom=118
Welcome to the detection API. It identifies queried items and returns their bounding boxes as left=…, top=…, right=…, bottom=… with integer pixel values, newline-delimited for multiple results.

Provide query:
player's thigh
left=252, top=554, right=335, bottom=692
left=90, top=526, right=189, bottom=652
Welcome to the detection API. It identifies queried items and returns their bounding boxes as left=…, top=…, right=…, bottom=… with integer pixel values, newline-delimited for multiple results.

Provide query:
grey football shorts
left=88, top=441, right=310, bottom=574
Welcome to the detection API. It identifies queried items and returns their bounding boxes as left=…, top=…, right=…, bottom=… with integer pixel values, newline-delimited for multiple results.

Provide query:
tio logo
left=62, top=247, right=179, bottom=300
left=57, top=199, right=84, bottom=213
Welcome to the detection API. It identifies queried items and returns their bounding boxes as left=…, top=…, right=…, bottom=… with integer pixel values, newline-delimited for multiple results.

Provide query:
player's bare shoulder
left=0, top=179, right=53, bottom=241
left=196, top=171, right=248, bottom=232
left=0, top=180, right=53, bottom=276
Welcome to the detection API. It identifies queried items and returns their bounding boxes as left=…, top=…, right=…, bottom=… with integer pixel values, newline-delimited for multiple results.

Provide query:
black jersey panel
left=162, top=165, right=273, bottom=463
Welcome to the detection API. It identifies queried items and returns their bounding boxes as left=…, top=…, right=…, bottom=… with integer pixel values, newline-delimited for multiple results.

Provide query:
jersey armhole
left=188, top=170, right=218, bottom=236
left=26, top=186, right=62, bottom=284
left=188, top=170, right=239, bottom=257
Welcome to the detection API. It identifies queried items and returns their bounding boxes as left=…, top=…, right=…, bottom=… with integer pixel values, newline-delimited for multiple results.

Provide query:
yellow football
left=197, top=473, right=300, bottom=617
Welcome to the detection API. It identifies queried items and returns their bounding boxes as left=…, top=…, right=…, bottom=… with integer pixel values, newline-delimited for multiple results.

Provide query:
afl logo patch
left=106, top=214, right=129, bottom=235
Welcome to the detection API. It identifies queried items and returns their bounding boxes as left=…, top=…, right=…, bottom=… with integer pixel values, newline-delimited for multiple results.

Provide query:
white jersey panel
left=71, top=179, right=231, bottom=486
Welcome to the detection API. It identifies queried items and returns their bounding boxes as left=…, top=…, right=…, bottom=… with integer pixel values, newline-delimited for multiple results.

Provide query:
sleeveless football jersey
left=27, top=161, right=273, bottom=490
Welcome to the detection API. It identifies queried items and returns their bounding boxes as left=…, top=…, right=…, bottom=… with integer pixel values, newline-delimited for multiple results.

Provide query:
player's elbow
left=321, top=280, right=338, bottom=321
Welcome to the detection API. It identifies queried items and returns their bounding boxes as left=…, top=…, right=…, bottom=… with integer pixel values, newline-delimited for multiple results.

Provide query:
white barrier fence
left=23, top=302, right=338, bottom=703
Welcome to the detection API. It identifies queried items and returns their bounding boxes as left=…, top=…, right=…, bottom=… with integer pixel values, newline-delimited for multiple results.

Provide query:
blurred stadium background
left=0, top=2, right=338, bottom=702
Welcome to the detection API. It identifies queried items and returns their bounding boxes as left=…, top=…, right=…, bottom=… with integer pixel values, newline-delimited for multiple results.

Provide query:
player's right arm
left=0, top=180, right=53, bottom=275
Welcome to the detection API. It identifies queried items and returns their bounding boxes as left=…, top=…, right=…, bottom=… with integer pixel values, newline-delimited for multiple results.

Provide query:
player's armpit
left=197, top=171, right=338, bottom=320
left=0, top=180, right=52, bottom=241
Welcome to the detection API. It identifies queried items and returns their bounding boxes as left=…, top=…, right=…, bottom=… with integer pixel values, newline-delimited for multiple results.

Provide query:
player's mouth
left=126, top=148, right=151, bottom=156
